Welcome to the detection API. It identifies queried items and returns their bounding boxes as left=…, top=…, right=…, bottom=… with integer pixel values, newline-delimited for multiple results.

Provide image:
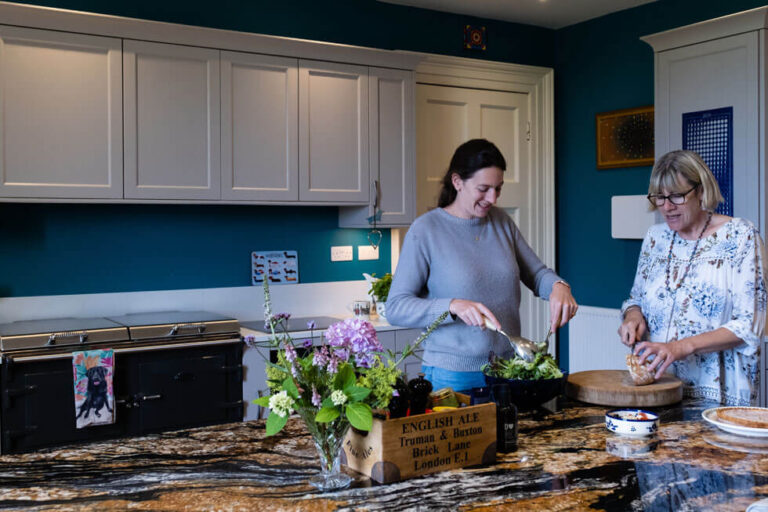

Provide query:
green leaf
left=283, top=377, right=299, bottom=399
left=252, top=396, right=270, bottom=407
left=334, top=364, right=356, bottom=390
left=344, top=385, right=371, bottom=402
left=322, top=397, right=334, bottom=408
left=265, top=412, right=288, bottom=436
left=315, top=406, right=340, bottom=423
left=346, top=402, right=373, bottom=431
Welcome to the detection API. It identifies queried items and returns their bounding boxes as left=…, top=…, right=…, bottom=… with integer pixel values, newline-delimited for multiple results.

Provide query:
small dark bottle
left=388, top=377, right=410, bottom=419
left=492, top=383, right=518, bottom=453
left=408, top=373, right=433, bottom=415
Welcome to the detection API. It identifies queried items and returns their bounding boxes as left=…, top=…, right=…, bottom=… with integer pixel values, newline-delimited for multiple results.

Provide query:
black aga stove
left=0, top=311, right=243, bottom=453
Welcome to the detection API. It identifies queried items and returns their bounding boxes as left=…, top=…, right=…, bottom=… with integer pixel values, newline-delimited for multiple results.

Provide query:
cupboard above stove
left=0, top=2, right=417, bottom=222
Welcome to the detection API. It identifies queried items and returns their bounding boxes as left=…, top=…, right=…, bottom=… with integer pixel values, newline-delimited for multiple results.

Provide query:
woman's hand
left=634, top=340, right=692, bottom=380
left=549, top=282, right=578, bottom=332
left=618, top=307, right=647, bottom=347
left=449, top=299, right=498, bottom=328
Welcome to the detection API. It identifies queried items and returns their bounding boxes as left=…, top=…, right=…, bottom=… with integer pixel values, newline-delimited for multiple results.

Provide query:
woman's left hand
left=549, top=282, right=578, bottom=332
left=634, top=340, right=691, bottom=380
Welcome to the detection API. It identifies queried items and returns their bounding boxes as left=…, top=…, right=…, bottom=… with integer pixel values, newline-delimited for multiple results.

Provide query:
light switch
left=330, top=245, right=353, bottom=262
left=358, top=245, right=379, bottom=260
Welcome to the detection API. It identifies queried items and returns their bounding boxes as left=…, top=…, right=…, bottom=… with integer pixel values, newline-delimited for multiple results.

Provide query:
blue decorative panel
left=682, top=107, right=733, bottom=216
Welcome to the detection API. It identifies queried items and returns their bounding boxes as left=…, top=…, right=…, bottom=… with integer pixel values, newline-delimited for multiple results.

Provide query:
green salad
left=482, top=352, right=563, bottom=380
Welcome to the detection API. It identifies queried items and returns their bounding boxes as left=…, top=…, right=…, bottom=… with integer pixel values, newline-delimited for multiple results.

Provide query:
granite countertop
left=1, top=399, right=766, bottom=511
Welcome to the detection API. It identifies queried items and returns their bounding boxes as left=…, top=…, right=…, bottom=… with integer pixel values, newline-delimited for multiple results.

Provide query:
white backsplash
left=0, top=281, right=371, bottom=322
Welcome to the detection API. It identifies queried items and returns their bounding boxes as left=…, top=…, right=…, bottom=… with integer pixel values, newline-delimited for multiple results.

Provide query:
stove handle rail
left=46, top=331, right=89, bottom=346
left=168, top=323, right=207, bottom=336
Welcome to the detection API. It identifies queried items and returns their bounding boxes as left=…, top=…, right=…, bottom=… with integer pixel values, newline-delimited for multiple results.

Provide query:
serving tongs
left=484, top=317, right=550, bottom=363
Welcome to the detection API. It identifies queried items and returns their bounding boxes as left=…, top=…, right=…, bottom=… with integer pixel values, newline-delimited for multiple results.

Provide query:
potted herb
left=368, top=272, right=392, bottom=318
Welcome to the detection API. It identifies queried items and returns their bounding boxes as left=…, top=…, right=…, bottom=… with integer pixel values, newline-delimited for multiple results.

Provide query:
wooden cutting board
left=566, top=370, right=683, bottom=407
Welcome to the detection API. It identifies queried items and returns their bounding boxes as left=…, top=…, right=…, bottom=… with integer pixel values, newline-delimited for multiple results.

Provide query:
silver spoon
left=483, top=317, right=539, bottom=363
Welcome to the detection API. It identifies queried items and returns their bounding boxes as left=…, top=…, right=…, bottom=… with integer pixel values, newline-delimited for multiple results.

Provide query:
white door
left=416, top=84, right=544, bottom=342
left=656, top=32, right=760, bottom=229
left=123, top=40, right=221, bottom=200
left=299, top=60, right=369, bottom=203
left=0, top=27, right=122, bottom=198
left=221, top=51, right=298, bottom=201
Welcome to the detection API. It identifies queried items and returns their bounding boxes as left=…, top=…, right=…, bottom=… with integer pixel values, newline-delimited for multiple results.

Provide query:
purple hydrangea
left=334, top=347, right=350, bottom=362
left=324, top=318, right=382, bottom=368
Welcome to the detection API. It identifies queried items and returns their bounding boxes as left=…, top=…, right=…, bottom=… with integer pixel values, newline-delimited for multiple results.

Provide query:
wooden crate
left=341, top=394, right=497, bottom=483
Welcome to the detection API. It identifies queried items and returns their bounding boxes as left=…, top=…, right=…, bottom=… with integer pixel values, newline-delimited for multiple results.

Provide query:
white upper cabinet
left=299, top=60, right=369, bottom=202
left=221, top=52, right=298, bottom=201
left=339, top=67, right=415, bottom=227
left=123, top=40, right=221, bottom=200
left=0, top=27, right=123, bottom=198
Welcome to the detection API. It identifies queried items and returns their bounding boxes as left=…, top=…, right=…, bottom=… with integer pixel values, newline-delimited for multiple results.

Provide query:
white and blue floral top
left=622, top=218, right=767, bottom=406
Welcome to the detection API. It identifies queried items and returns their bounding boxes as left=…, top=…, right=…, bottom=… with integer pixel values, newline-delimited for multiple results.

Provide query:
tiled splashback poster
left=252, top=250, right=299, bottom=285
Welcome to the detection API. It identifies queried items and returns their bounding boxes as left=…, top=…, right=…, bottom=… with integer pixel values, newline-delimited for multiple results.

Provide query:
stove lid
left=240, top=315, right=341, bottom=334
left=106, top=311, right=240, bottom=341
left=0, top=317, right=129, bottom=352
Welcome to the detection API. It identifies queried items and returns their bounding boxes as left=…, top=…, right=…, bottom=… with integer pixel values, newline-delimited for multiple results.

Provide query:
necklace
left=663, top=211, right=713, bottom=342
left=664, top=211, right=713, bottom=292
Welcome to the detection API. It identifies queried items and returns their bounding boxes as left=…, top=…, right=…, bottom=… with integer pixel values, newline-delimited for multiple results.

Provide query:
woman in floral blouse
left=619, top=150, right=767, bottom=405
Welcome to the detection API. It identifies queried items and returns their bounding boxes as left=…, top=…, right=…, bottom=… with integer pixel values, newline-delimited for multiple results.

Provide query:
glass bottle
left=408, top=373, right=433, bottom=415
left=492, top=383, right=518, bottom=453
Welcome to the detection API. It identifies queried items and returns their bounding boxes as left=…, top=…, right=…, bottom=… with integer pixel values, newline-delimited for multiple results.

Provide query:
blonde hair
left=648, top=150, right=723, bottom=211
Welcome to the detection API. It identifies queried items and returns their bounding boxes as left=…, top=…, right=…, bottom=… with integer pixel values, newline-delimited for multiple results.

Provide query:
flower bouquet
left=247, top=279, right=447, bottom=491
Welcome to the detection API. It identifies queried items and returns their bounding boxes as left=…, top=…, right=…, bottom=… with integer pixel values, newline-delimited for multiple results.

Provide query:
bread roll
left=626, top=354, right=655, bottom=386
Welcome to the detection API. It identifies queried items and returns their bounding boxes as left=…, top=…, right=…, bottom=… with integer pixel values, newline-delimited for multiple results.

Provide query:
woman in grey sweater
left=386, top=139, right=578, bottom=391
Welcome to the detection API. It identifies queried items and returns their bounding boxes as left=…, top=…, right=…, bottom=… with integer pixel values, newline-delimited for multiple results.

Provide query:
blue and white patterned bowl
left=605, top=409, right=660, bottom=437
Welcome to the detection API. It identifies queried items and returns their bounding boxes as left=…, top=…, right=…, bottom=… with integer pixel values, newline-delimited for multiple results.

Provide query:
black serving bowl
left=484, top=372, right=568, bottom=410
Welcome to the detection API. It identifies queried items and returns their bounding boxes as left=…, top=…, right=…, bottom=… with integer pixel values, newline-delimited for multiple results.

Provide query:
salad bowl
left=482, top=352, right=567, bottom=410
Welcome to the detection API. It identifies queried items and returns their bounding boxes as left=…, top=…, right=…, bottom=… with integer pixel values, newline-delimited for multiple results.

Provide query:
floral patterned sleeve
left=621, top=228, right=655, bottom=316
left=720, top=224, right=767, bottom=355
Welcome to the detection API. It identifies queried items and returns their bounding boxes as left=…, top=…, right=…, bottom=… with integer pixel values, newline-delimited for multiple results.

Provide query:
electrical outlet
left=330, top=245, right=353, bottom=262
left=358, top=245, right=379, bottom=260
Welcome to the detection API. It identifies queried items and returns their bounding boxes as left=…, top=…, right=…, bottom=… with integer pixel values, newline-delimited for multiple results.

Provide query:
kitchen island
left=1, top=398, right=766, bottom=511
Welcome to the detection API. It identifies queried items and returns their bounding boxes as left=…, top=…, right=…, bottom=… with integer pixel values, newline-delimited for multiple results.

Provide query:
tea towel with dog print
left=73, top=349, right=115, bottom=428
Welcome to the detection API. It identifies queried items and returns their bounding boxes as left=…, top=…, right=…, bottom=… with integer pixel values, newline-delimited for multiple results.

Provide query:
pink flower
left=311, top=387, right=322, bottom=407
left=284, top=344, right=297, bottom=363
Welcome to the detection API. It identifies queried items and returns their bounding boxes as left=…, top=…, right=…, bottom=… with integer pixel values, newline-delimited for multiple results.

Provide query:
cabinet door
left=0, top=27, right=122, bottom=199
left=124, top=41, right=220, bottom=200
left=339, top=67, right=415, bottom=227
left=299, top=60, right=369, bottom=202
left=221, top=52, right=298, bottom=201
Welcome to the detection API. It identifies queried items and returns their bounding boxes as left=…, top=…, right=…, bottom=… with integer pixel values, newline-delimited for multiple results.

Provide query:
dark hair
left=437, top=139, right=507, bottom=208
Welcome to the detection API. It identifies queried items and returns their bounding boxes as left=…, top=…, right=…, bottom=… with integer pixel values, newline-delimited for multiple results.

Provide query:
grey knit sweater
left=386, top=207, right=561, bottom=372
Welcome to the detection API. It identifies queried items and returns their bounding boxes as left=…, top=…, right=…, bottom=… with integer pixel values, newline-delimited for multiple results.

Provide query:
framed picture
left=596, top=106, right=654, bottom=169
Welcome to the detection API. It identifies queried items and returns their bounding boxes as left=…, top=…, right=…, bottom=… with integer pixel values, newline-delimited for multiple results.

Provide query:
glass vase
left=296, top=407, right=352, bottom=491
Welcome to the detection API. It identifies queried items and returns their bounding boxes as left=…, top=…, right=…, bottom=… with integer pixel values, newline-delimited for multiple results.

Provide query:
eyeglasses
left=647, top=184, right=699, bottom=207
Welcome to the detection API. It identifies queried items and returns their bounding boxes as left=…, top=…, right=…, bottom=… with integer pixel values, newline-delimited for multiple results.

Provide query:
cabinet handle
left=46, top=331, right=88, bottom=346
left=372, top=180, right=380, bottom=210
left=141, top=394, right=162, bottom=401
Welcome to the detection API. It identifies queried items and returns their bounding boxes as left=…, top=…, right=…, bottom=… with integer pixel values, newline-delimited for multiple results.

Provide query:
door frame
left=397, top=53, right=555, bottom=353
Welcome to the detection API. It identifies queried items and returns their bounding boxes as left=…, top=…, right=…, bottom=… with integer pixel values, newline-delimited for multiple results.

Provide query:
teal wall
left=554, top=0, right=768, bottom=367
left=3, top=0, right=554, bottom=297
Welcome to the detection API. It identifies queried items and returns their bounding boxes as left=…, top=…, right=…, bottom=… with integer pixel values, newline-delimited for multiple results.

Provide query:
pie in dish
left=626, top=354, right=655, bottom=386
left=715, top=407, right=768, bottom=429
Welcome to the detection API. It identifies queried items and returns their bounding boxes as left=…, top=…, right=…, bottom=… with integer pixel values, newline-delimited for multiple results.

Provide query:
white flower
left=268, top=390, right=295, bottom=418
left=331, top=390, right=347, bottom=406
